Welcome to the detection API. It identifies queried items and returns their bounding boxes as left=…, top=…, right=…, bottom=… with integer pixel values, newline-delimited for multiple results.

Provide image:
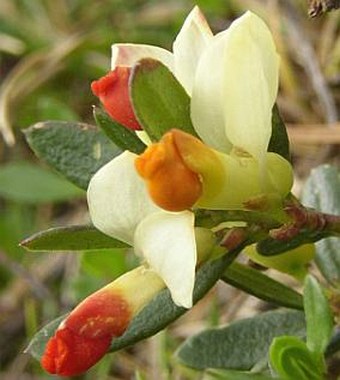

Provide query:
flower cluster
left=41, top=7, right=293, bottom=376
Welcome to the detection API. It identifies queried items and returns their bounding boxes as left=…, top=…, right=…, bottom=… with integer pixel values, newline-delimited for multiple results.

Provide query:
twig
left=308, top=0, right=340, bottom=17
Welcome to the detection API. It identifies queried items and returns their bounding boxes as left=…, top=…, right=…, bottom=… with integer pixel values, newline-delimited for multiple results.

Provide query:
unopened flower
left=91, top=67, right=141, bottom=130
left=91, top=6, right=210, bottom=128
left=245, top=244, right=315, bottom=281
left=41, top=266, right=165, bottom=376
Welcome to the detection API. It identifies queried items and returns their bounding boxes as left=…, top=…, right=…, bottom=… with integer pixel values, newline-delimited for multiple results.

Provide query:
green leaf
left=269, top=336, right=324, bottom=380
left=93, top=107, right=146, bottom=154
left=0, top=162, right=83, bottom=203
left=268, top=105, right=290, bottom=161
left=177, top=310, right=305, bottom=370
left=304, top=275, right=333, bottom=354
left=109, top=249, right=240, bottom=352
left=81, top=249, right=127, bottom=278
left=130, top=58, right=198, bottom=140
left=302, top=165, right=340, bottom=284
left=256, top=231, right=325, bottom=257
left=204, top=369, right=274, bottom=380
left=222, top=262, right=303, bottom=310
left=24, top=121, right=122, bottom=190
left=25, top=315, right=66, bottom=361
left=27, top=249, right=241, bottom=361
left=20, top=225, right=129, bottom=251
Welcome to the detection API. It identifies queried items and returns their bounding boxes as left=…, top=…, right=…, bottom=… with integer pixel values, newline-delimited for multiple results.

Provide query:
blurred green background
left=0, top=0, right=339, bottom=379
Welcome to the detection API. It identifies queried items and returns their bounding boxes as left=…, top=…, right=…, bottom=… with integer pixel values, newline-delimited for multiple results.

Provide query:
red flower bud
left=41, top=326, right=111, bottom=376
left=91, top=67, right=142, bottom=130
left=41, top=288, right=131, bottom=376
left=41, top=267, right=165, bottom=376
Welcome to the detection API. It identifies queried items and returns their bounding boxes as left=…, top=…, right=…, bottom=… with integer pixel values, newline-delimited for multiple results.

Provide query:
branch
left=308, top=0, right=340, bottom=17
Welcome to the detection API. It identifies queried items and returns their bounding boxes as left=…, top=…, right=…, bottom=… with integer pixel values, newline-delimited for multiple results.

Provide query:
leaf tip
left=134, top=58, right=162, bottom=74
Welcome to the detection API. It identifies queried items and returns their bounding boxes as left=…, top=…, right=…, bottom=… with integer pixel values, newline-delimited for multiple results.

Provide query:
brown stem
left=308, top=0, right=340, bottom=17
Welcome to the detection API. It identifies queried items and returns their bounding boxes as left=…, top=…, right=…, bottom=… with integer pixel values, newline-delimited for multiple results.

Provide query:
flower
left=92, top=7, right=279, bottom=161
left=89, top=7, right=293, bottom=309
left=42, top=8, right=295, bottom=377
left=41, top=266, right=165, bottom=376
left=88, top=151, right=197, bottom=308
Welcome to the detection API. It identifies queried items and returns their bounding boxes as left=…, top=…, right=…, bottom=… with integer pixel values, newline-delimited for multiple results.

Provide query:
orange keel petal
left=135, top=130, right=202, bottom=211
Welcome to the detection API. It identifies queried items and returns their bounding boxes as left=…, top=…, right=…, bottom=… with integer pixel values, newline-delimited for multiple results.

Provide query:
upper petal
left=191, top=12, right=279, bottom=159
left=87, top=151, right=160, bottom=245
left=220, top=11, right=279, bottom=160
left=111, top=43, right=174, bottom=71
left=190, top=32, right=233, bottom=153
left=134, top=211, right=196, bottom=308
left=173, top=6, right=213, bottom=95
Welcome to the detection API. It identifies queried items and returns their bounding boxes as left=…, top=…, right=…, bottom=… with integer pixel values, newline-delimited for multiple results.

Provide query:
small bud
left=91, top=67, right=142, bottom=130
left=245, top=244, right=315, bottom=280
left=41, top=326, right=112, bottom=376
left=135, top=130, right=203, bottom=211
left=41, top=267, right=164, bottom=376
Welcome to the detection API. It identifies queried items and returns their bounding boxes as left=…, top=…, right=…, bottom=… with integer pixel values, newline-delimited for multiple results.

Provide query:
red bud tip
left=41, top=288, right=132, bottom=376
left=41, top=326, right=111, bottom=376
left=91, top=67, right=142, bottom=130
left=66, top=287, right=132, bottom=338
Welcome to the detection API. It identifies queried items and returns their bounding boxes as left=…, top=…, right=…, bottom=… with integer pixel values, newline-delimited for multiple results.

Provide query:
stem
left=195, top=209, right=281, bottom=230
left=325, top=214, right=340, bottom=236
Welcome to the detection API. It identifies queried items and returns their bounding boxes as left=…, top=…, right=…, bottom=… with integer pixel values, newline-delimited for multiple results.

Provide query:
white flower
left=87, top=151, right=196, bottom=308
left=88, top=8, right=292, bottom=308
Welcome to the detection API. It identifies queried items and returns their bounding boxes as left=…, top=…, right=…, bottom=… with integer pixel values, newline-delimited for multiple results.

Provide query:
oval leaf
left=24, top=121, right=121, bottom=190
left=109, top=249, right=240, bottom=352
left=177, top=310, right=305, bottom=370
left=304, top=275, right=333, bottom=354
left=222, top=262, right=303, bottom=310
left=204, top=369, right=274, bottom=380
left=257, top=231, right=326, bottom=257
left=20, top=225, right=129, bottom=251
left=25, top=315, right=66, bottom=361
left=93, top=107, right=146, bottom=154
left=302, top=165, right=340, bottom=284
left=130, top=58, right=198, bottom=140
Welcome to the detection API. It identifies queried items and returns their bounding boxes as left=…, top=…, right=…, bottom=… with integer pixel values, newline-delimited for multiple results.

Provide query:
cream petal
left=134, top=211, right=196, bottom=308
left=196, top=151, right=292, bottom=210
left=87, top=151, right=160, bottom=245
left=111, top=43, right=174, bottom=71
left=190, top=31, right=233, bottom=153
left=135, top=130, right=152, bottom=146
left=220, top=11, right=280, bottom=160
left=173, top=6, right=213, bottom=95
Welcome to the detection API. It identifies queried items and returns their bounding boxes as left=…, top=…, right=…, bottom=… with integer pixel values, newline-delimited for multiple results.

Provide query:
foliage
left=1, top=1, right=340, bottom=379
